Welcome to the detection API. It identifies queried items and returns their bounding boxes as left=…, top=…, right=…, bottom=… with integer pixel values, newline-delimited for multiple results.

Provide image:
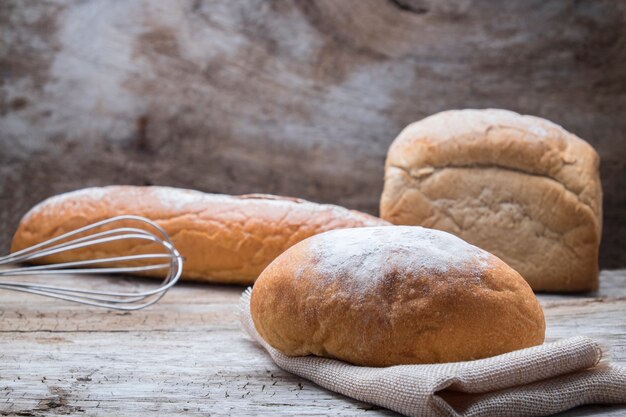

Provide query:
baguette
left=11, top=186, right=389, bottom=284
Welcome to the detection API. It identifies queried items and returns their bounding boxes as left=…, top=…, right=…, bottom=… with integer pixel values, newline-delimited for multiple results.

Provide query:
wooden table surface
left=1, top=270, right=625, bottom=416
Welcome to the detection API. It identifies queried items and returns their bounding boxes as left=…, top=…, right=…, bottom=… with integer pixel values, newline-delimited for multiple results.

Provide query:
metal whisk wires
left=0, top=215, right=183, bottom=310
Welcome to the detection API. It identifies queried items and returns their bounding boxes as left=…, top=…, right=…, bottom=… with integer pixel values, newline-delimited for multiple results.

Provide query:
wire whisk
left=0, top=215, right=183, bottom=310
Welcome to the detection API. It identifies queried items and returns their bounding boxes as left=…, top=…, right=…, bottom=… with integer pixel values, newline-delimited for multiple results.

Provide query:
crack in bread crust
left=387, top=163, right=596, bottom=217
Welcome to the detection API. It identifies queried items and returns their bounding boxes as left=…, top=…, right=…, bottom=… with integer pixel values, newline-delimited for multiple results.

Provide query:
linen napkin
left=239, top=288, right=626, bottom=417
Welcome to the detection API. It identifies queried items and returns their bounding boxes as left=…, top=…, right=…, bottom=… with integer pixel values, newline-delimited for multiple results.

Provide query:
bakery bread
left=251, top=226, right=545, bottom=367
left=380, top=109, right=602, bottom=292
left=11, top=186, right=389, bottom=284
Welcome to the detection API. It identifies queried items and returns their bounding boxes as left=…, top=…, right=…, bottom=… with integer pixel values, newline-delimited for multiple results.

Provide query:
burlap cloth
left=239, top=289, right=626, bottom=417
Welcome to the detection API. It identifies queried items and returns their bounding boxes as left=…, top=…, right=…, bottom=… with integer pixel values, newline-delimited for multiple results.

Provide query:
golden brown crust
left=11, top=186, right=389, bottom=284
left=251, top=226, right=545, bottom=367
left=380, top=109, right=602, bottom=292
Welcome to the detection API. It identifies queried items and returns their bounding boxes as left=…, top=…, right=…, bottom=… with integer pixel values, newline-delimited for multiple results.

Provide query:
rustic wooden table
left=1, top=270, right=625, bottom=416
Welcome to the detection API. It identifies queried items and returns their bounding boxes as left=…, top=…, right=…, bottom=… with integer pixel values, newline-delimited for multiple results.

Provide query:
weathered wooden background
left=1, top=0, right=625, bottom=266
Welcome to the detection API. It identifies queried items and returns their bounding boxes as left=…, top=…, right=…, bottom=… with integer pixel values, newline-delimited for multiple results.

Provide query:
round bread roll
left=251, top=226, right=545, bottom=367
left=11, top=186, right=389, bottom=284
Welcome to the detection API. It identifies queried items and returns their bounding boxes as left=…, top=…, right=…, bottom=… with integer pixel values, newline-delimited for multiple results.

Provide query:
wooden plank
left=0, top=270, right=625, bottom=416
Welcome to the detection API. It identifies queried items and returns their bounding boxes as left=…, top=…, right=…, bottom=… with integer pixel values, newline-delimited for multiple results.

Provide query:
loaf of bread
left=380, top=109, right=602, bottom=292
left=11, top=186, right=389, bottom=284
left=251, top=226, right=545, bottom=366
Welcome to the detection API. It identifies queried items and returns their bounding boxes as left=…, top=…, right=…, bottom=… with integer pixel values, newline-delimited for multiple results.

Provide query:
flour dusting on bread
left=149, top=187, right=232, bottom=210
left=304, top=226, right=490, bottom=292
left=23, top=187, right=109, bottom=220
left=149, top=187, right=380, bottom=226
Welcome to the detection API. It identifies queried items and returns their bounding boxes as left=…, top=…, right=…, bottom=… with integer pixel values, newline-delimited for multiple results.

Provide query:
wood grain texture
left=0, top=269, right=624, bottom=416
left=1, top=0, right=626, bottom=267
